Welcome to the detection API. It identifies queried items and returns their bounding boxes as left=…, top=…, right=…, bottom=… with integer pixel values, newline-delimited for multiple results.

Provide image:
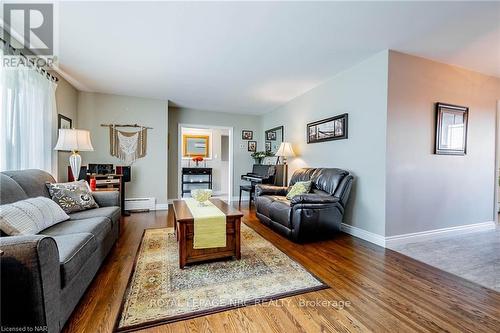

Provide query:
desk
left=90, top=174, right=126, bottom=215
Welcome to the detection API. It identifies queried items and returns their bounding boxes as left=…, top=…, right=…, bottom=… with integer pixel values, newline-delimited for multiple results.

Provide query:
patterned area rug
left=116, top=224, right=327, bottom=331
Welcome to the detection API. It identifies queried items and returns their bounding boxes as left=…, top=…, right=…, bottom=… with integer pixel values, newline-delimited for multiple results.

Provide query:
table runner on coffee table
left=184, top=198, right=226, bottom=249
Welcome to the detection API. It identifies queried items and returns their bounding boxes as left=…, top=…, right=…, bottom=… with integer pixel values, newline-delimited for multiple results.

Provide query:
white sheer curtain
left=0, top=49, right=58, bottom=173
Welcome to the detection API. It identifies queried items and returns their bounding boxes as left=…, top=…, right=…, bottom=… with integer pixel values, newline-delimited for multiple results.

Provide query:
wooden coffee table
left=168, top=199, right=243, bottom=268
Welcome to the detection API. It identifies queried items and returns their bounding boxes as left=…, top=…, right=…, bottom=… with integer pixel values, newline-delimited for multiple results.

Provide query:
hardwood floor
left=63, top=206, right=500, bottom=333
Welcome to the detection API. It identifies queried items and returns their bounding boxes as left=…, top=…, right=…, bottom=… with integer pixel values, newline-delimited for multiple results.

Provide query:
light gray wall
left=386, top=51, right=500, bottom=236
left=261, top=51, right=389, bottom=236
left=168, top=107, right=261, bottom=199
left=52, top=73, right=79, bottom=182
left=77, top=92, right=168, bottom=205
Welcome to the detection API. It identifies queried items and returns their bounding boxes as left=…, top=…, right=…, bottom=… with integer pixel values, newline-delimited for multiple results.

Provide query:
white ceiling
left=55, top=1, right=500, bottom=114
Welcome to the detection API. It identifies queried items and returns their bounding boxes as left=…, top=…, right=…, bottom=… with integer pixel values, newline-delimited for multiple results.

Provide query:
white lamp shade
left=54, top=129, right=94, bottom=152
left=275, top=142, right=295, bottom=157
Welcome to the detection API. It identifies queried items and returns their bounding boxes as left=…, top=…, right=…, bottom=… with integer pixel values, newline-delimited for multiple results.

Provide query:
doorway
left=495, top=101, right=500, bottom=223
left=177, top=124, right=233, bottom=203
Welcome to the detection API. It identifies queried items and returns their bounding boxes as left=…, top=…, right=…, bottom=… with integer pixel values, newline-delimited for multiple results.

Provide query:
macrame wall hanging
left=101, top=124, right=152, bottom=165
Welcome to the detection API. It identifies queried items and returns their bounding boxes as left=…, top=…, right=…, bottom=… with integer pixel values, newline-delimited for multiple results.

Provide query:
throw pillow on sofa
left=286, top=181, right=312, bottom=200
left=46, top=180, right=99, bottom=214
left=0, top=196, right=70, bottom=235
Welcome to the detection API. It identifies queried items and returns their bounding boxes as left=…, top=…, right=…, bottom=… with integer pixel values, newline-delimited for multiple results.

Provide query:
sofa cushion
left=269, top=199, right=292, bottom=228
left=0, top=173, right=28, bottom=204
left=2, top=169, right=54, bottom=199
left=256, top=195, right=285, bottom=217
left=0, top=197, right=70, bottom=235
left=289, top=168, right=316, bottom=186
left=46, top=180, right=99, bottom=214
left=40, top=217, right=112, bottom=244
left=52, top=233, right=97, bottom=287
left=286, top=181, right=312, bottom=199
left=311, top=168, right=349, bottom=195
left=69, top=206, right=121, bottom=224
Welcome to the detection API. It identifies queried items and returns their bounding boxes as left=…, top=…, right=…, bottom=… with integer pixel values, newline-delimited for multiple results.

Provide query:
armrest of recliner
left=289, top=194, right=344, bottom=242
left=290, top=194, right=339, bottom=205
left=255, top=184, right=287, bottom=197
left=0, top=235, right=61, bottom=332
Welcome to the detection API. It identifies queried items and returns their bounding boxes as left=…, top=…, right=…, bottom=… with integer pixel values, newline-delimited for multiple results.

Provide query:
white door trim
left=495, top=102, right=500, bottom=223
left=177, top=123, right=233, bottom=203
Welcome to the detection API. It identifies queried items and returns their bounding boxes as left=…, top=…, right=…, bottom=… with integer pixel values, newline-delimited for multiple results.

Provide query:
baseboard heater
left=125, top=197, right=156, bottom=212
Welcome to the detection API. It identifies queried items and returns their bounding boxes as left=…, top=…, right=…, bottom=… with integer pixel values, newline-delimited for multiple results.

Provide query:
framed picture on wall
left=265, top=141, right=271, bottom=152
left=182, top=134, right=210, bottom=158
left=248, top=141, right=257, bottom=152
left=58, top=114, right=72, bottom=129
left=435, top=102, right=468, bottom=155
left=307, top=113, right=348, bottom=144
left=242, top=130, right=253, bottom=140
left=266, top=131, right=276, bottom=141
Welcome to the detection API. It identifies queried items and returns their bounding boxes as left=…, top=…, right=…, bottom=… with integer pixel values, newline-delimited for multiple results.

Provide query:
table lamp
left=275, top=142, right=295, bottom=164
left=54, top=129, right=94, bottom=181
left=275, top=142, right=295, bottom=186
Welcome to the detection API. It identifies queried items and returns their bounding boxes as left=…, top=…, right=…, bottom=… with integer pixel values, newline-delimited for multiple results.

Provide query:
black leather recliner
left=255, top=168, right=353, bottom=243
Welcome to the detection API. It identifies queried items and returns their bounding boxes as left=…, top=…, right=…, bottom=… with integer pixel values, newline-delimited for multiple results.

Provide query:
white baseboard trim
left=154, top=204, right=169, bottom=211
left=385, top=221, right=496, bottom=249
left=340, top=223, right=386, bottom=247
left=341, top=221, right=497, bottom=249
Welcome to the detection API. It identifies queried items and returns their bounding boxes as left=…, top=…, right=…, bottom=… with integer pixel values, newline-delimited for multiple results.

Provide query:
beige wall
left=52, top=72, right=79, bottom=182
left=386, top=51, right=500, bottom=236
left=77, top=92, right=168, bottom=206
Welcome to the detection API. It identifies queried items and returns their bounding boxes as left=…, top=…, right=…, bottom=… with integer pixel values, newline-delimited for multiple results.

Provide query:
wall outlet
left=239, top=143, right=245, bottom=149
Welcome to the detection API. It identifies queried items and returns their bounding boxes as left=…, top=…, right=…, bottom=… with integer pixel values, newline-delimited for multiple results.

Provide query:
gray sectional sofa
left=0, top=169, right=121, bottom=332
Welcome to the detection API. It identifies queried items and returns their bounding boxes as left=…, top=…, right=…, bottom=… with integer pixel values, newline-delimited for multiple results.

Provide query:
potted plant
left=251, top=151, right=272, bottom=164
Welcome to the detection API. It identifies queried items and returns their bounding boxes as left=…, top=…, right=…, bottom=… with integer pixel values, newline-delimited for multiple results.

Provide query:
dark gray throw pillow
left=46, top=180, right=99, bottom=214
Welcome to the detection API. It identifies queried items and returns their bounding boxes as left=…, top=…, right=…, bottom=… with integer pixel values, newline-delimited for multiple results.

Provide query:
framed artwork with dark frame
left=266, top=130, right=276, bottom=141
left=307, top=113, right=348, bottom=144
left=242, top=130, right=253, bottom=140
left=248, top=141, right=257, bottom=152
left=435, top=102, right=469, bottom=155
left=264, top=126, right=283, bottom=154
left=58, top=114, right=72, bottom=129
left=265, top=141, right=271, bottom=152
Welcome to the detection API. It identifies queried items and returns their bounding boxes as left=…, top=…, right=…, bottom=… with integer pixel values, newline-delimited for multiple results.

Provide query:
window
left=0, top=48, right=58, bottom=173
